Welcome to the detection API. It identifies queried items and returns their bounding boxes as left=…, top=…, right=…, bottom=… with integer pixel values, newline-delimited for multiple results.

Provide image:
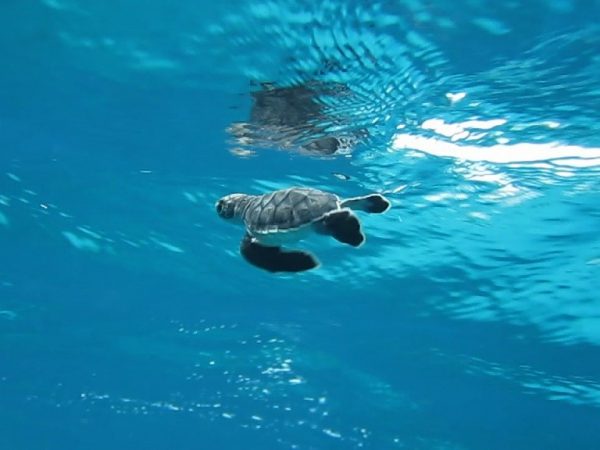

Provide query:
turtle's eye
left=216, top=200, right=224, bottom=215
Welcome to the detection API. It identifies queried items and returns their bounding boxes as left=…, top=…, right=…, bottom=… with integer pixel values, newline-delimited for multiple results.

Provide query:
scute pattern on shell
left=243, top=188, right=340, bottom=233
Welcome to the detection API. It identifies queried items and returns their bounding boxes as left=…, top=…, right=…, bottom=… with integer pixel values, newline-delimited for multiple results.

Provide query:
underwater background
left=1, top=0, right=600, bottom=449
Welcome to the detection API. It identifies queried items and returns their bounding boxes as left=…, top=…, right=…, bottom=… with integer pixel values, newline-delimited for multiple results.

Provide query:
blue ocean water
left=1, top=0, right=600, bottom=448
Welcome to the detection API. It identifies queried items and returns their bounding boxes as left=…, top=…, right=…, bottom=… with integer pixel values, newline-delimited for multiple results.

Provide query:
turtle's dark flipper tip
left=318, top=209, right=365, bottom=247
left=240, top=234, right=319, bottom=273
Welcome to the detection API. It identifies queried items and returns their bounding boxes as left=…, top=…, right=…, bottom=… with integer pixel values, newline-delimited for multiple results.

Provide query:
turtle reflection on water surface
left=227, top=82, right=367, bottom=157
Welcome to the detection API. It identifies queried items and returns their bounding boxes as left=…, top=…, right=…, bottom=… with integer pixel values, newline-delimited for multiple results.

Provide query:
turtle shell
left=243, top=188, right=340, bottom=234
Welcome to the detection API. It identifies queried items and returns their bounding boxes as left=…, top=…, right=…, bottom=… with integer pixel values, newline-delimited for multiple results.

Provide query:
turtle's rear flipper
left=317, top=209, right=365, bottom=247
left=240, top=234, right=319, bottom=273
left=341, top=194, right=390, bottom=213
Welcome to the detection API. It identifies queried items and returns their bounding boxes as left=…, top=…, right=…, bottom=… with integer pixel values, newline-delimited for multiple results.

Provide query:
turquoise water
left=1, top=0, right=600, bottom=449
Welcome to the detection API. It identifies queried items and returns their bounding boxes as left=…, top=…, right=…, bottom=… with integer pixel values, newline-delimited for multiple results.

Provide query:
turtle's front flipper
left=240, top=234, right=319, bottom=273
left=340, top=194, right=390, bottom=213
left=316, top=209, right=365, bottom=247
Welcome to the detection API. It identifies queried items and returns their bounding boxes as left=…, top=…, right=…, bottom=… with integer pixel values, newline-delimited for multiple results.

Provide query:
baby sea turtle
left=215, top=187, right=391, bottom=273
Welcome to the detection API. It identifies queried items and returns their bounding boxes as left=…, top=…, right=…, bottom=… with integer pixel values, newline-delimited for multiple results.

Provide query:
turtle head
left=215, top=193, right=247, bottom=220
